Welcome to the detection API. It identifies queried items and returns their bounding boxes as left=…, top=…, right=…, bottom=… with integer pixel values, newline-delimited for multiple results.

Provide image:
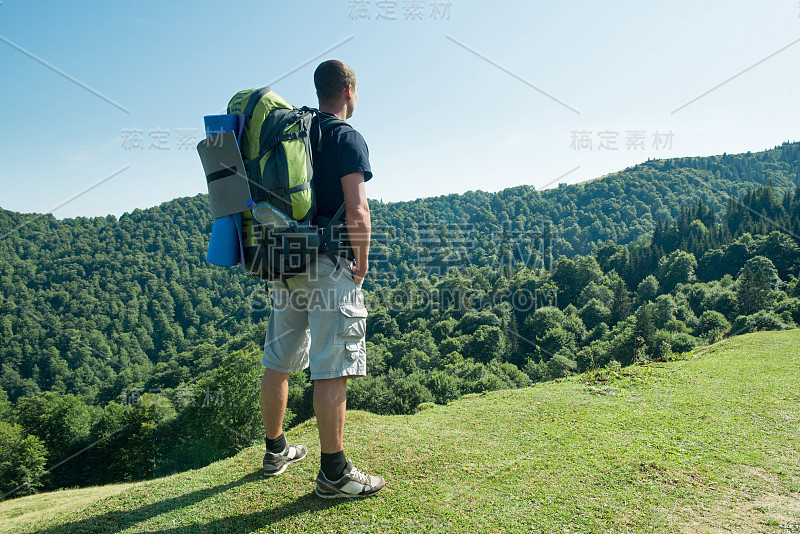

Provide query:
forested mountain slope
left=1, top=142, right=797, bottom=403
left=1, top=141, right=799, bottom=495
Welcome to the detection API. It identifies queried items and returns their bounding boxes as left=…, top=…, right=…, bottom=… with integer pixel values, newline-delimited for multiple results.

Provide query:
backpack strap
left=256, top=107, right=304, bottom=153
left=311, top=115, right=354, bottom=229
left=319, top=115, right=350, bottom=141
left=319, top=201, right=348, bottom=268
left=300, top=107, right=350, bottom=153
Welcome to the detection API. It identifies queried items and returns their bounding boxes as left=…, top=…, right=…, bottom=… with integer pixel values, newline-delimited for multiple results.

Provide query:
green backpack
left=226, top=87, right=350, bottom=281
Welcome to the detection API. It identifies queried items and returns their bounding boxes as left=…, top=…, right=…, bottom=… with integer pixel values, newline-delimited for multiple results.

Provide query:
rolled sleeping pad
left=204, top=114, right=245, bottom=148
left=206, top=212, right=244, bottom=266
left=203, top=114, right=247, bottom=267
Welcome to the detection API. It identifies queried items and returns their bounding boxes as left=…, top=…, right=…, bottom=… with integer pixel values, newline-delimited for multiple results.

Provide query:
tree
left=385, top=370, right=433, bottom=414
left=182, top=350, right=263, bottom=459
left=600, top=316, right=637, bottom=367
left=430, top=317, right=458, bottom=343
left=521, top=307, right=566, bottom=342
left=578, top=282, right=613, bottom=308
left=487, top=361, right=531, bottom=389
left=366, top=310, right=399, bottom=338
left=610, top=277, right=632, bottom=325
left=537, top=328, right=575, bottom=362
left=0, top=421, right=48, bottom=497
left=698, top=248, right=727, bottom=282
left=14, top=392, right=94, bottom=484
left=552, top=259, right=580, bottom=305
left=697, top=310, right=731, bottom=340
left=652, top=330, right=697, bottom=355
left=774, top=297, right=800, bottom=325
left=365, top=341, right=391, bottom=376
left=463, top=325, right=506, bottom=363
left=546, top=352, right=577, bottom=379
left=754, top=231, right=800, bottom=280
left=731, top=310, right=790, bottom=334
left=396, top=349, right=430, bottom=374
left=652, top=295, right=678, bottom=329
left=737, top=256, right=780, bottom=315
left=0, top=387, right=11, bottom=422
left=579, top=299, right=612, bottom=331
left=636, top=275, right=659, bottom=304
left=424, top=371, right=462, bottom=404
left=634, top=303, right=657, bottom=356
left=104, top=395, right=177, bottom=481
left=347, top=376, right=391, bottom=414
left=15, top=393, right=94, bottom=445
left=456, top=311, right=502, bottom=335
left=657, top=250, right=697, bottom=292
left=392, top=330, right=439, bottom=369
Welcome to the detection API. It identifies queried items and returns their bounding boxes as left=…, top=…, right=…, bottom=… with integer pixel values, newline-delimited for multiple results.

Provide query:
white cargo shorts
left=261, top=255, right=367, bottom=380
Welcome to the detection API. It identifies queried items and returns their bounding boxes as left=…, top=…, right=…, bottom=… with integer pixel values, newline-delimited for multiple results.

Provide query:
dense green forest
left=1, top=142, right=799, bottom=498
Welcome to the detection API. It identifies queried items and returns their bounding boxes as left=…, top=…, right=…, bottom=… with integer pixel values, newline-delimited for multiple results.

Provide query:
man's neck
left=318, top=103, right=348, bottom=121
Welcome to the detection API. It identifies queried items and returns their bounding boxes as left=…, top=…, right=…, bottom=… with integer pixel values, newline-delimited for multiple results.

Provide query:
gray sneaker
left=263, top=444, right=307, bottom=477
left=314, top=460, right=385, bottom=498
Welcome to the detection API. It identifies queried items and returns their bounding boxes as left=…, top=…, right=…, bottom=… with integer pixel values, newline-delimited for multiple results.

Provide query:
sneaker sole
left=263, top=454, right=306, bottom=478
left=314, top=485, right=384, bottom=499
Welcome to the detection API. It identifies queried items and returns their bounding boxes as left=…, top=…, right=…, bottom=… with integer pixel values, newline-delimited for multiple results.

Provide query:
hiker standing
left=259, top=60, right=385, bottom=498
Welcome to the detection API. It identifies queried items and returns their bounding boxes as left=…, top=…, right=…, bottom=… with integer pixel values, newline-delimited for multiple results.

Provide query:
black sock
left=265, top=433, right=287, bottom=454
left=321, top=450, right=347, bottom=480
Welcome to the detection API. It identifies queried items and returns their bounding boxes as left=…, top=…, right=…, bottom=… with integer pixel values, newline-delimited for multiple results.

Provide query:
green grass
left=0, top=483, right=135, bottom=532
left=6, top=330, right=800, bottom=533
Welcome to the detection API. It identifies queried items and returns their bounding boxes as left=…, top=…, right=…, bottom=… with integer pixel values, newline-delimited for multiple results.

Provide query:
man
left=258, top=60, right=385, bottom=499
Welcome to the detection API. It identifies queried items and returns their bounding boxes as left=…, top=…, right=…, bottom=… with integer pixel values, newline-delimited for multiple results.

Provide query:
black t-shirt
left=310, top=112, right=373, bottom=222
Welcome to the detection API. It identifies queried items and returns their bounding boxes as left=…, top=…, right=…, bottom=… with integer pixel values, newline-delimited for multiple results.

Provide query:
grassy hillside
left=0, top=483, right=134, bottom=532
left=6, top=330, right=800, bottom=533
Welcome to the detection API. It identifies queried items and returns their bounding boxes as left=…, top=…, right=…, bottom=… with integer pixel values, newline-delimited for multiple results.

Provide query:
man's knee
left=314, top=376, right=348, bottom=402
left=262, top=368, right=290, bottom=386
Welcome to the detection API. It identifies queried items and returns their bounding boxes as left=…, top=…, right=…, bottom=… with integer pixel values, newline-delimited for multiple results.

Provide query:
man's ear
left=344, top=84, right=353, bottom=101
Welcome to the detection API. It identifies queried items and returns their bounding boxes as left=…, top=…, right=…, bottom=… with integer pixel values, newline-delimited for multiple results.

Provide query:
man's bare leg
left=313, top=375, right=385, bottom=497
left=261, top=368, right=307, bottom=476
left=314, top=376, right=348, bottom=453
left=261, top=368, right=289, bottom=440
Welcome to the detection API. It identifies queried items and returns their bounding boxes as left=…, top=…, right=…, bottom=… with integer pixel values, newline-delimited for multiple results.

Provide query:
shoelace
left=348, top=466, right=370, bottom=485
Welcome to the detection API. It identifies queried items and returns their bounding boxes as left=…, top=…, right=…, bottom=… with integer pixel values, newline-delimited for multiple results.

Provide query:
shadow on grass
left=136, top=491, right=348, bottom=534
left=30, top=470, right=346, bottom=534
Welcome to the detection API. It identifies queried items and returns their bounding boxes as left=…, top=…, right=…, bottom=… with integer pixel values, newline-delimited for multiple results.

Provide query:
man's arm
left=341, top=172, right=370, bottom=285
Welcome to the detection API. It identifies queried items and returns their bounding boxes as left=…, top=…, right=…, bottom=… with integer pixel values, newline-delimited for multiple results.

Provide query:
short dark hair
left=314, top=60, right=357, bottom=103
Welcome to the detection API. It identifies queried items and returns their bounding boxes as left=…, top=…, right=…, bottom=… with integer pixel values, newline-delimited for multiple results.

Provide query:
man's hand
left=351, top=263, right=368, bottom=286
left=341, top=172, right=370, bottom=286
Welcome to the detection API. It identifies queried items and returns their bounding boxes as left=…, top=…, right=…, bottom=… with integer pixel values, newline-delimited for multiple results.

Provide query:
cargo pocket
left=344, top=341, right=362, bottom=362
left=338, top=300, right=367, bottom=339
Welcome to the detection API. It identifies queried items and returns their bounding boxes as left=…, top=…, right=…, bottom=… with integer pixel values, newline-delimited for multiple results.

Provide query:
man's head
left=314, top=60, right=358, bottom=119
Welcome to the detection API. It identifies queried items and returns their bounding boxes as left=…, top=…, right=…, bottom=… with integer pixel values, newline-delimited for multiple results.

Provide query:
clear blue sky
left=1, top=0, right=798, bottom=218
